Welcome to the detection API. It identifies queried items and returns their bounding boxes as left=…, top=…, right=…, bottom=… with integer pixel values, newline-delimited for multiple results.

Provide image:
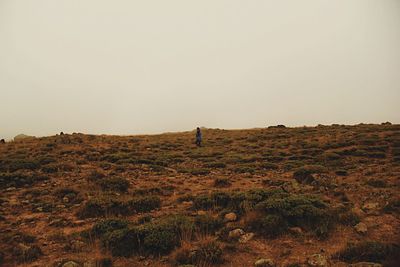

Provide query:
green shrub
left=254, top=194, right=335, bottom=238
left=127, top=196, right=161, bottom=213
left=213, top=178, right=231, bottom=188
left=143, top=229, right=177, bottom=254
left=0, top=172, right=48, bottom=189
left=194, top=214, right=223, bottom=234
left=100, top=215, right=194, bottom=257
left=336, top=242, right=399, bottom=263
left=98, top=177, right=129, bottom=192
left=41, top=163, right=59, bottom=173
left=383, top=198, right=400, bottom=214
left=87, top=170, right=106, bottom=181
left=247, top=214, right=287, bottom=238
left=261, top=162, right=279, bottom=170
left=366, top=178, right=387, bottom=188
left=54, top=187, right=82, bottom=204
left=335, top=169, right=348, bottom=176
left=77, top=198, right=108, bottom=218
left=192, top=240, right=223, bottom=265
left=92, top=219, right=129, bottom=237
left=77, top=195, right=161, bottom=219
left=205, top=162, right=226, bottom=169
left=2, top=159, right=41, bottom=172
left=337, top=210, right=360, bottom=226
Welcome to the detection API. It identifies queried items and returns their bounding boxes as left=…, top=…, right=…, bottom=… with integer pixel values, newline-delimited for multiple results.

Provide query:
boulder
left=14, top=134, right=35, bottom=141
left=254, top=258, right=275, bottom=267
left=197, top=210, right=207, bottom=216
left=228, top=228, right=245, bottom=239
left=239, top=232, right=255, bottom=243
left=289, top=227, right=303, bottom=235
left=307, top=254, right=328, bottom=267
left=224, top=212, right=237, bottom=222
left=362, top=203, right=379, bottom=214
left=354, top=222, right=367, bottom=234
left=62, top=261, right=81, bottom=267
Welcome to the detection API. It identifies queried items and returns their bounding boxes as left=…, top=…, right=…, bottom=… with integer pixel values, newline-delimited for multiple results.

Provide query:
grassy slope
left=0, top=124, right=399, bottom=266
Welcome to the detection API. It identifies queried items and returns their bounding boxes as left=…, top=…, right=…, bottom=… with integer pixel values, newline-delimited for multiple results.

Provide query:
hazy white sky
left=1, top=0, right=399, bottom=139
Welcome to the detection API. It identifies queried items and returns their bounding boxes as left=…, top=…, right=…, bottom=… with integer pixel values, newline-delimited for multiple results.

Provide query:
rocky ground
left=0, top=124, right=399, bottom=267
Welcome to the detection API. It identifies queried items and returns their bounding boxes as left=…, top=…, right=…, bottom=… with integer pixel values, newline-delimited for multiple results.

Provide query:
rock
left=289, top=227, right=303, bottom=235
left=63, top=196, right=70, bottom=203
left=350, top=263, right=382, bottom=267
left=224, top=212, right=237, bottom=222
left=333, top=262, right=348, bottom=267
left=182, top=201, right=193, bottom=206
left=354, top=222, right=367, bottom=234
left=62, top=261, right=81, bottom=267
left=352, top=207, right=365, bottom=218
left=239, top=232, right=255, bottom=243
left=14, top=134, right=35, bottom=141
left=307, top=254, right=328, bottom=267
left=254, top=258, right=275, bottom=267
left=228, top=228, right=245, bottom=239
left=362, top=203, right=379, bottom=213
left=197, top=210, right=207, bottom=216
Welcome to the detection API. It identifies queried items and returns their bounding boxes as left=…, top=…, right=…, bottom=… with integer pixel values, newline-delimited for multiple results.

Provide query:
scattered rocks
left=354, top=222, right=368, bottom=234
left=239, top=232, right=254, bottom=243
left=307, top=254, right=328, bottom=267
left=254, top=258, right=275, bottom=267
left=228, top=228, right=245, bottom=239
left=224, top=212, right=237, bottom=222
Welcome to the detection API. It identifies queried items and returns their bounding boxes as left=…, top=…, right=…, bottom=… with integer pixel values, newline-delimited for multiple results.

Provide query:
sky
left=1, top=0, right=399, bottom=139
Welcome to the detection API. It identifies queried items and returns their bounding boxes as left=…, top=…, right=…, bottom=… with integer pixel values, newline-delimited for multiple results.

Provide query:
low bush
left=98, top=177, right=129, bottom=192
left=91, top=219, right=129, bottom=237
left=366, top=178, right=387, bottom=188
left=213, top=178, right=231, bottom=188
left=205, top=162, right=227, bottom=169
left=53, top=188, right=82, bottom=204
left=194, top=214, right=223, bottom=234
left=246, top=193, right=336, bottom=239
left=100, top=215, right=194, bottom=257
left=127, top=195, right=161, bottom=213
left=173, top=239, right=223, bottom=266
left=0, top=172, right=48, bottom=189
left=335, top=241, right=399, bottom=264
left=77, top=195, right=161, bottom=218
left=260, top=162, right=279, bottom=170
left=0, top=159, right=41, bottom=172
left=192, top=239, right=223, bottom=265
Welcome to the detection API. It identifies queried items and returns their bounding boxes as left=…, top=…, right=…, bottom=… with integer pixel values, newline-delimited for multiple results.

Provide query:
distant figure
left=196, top=127, right=202, bottom=147
left=0, top=139, right=5, bottom=144
left=60, top=132, right=64, bottom=135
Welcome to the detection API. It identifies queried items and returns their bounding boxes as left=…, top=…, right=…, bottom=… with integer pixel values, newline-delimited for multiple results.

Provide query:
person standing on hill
left=196, top=127, right=202, bottom=147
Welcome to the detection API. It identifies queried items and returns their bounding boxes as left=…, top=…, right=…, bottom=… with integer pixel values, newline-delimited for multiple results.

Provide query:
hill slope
left=0, top=124, right=399, bottom=266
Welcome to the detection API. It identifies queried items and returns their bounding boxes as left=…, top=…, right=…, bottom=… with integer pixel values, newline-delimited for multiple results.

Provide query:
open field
left=0, top=124, right=399, bottom=267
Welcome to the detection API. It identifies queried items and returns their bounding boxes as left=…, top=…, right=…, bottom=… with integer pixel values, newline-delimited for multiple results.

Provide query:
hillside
left=0, top=124, right=399, bottom=267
